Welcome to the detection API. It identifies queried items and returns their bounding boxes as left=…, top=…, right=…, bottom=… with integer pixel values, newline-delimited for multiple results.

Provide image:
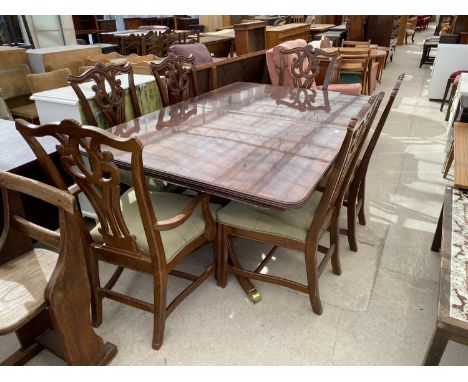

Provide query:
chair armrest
left=67, top=183, right=81, bottom=196
left=153, top=193, right=207, bottom=231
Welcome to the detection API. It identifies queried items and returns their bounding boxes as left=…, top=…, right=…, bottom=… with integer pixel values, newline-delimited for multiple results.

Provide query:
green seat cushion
left=339, top=72, right=363, bottom=85
left=216, top=192, right=323, bottom=243
left=90, top=188, right=221, bottom=262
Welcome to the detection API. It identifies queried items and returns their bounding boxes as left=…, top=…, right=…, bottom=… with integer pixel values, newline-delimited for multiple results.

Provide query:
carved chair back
left=143, top=31, right=168, bottom=56
left=121, top=33, right=143, bottom=55
left=14, top=119, right=165, bottom=271
left=67, top=62, right=141, bottom=128
left=277, top=45, right=339, bottom=90
left=308, top=93, right=382, bottom=241
left=149, top=56, right=199, bottom=107
left=356, top=74, right=404, bottom=181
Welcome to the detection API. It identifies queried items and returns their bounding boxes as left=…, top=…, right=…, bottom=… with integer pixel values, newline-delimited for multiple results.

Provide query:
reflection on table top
left=0, top=119, right=57, bottom=172
left=109, top=82, right=373, bottom=209
left=30, top=74, right=155, bottom=106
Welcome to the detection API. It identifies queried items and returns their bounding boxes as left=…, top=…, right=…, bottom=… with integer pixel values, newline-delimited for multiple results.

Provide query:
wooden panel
left=109, top=82, right=373, bottom=209
left=234, top=21, right=267, bottom=55
left=454, top=122, right=468, bottom=189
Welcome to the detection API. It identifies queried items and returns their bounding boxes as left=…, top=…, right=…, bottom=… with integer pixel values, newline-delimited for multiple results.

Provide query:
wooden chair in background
left=15, top=119, right=220, bottom=350
left=0, top=171, right=117, bottom=365
left=67, top=62, right=141, bottom=127
left=150, top=56, right=199, bottom=107
left=290, top=16, right=305, bottom=23
left=121, top=33, right=143, bottom=55
left=216, top=96, right=381, bottom=314
left=338, top=47, right=371, bottom=95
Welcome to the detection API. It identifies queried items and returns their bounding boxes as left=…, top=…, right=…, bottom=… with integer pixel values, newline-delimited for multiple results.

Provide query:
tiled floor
left=2, top=25, right=468, bottom=365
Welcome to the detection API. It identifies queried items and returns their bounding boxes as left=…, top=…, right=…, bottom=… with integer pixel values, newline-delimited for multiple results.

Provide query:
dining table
left=108, top=82, right=374, bottom=210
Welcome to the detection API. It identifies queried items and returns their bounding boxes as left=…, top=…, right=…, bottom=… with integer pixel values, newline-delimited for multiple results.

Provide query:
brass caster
left=248, top=289, right=261, bottom=304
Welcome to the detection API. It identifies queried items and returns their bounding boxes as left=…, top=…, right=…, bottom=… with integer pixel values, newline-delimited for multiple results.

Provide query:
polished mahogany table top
left=0, top=119, right=57, bottom=172
left=110, top=82, right=373, bottom=209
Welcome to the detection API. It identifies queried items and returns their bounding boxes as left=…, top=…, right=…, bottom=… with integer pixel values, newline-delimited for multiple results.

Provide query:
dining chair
left=143, top=31, right=168, bottom=56
left=277, top=44, right=338, bottom=90
left=85, top=52, right=125, bottom=65
left=343, top=75, right=404, bottom=251
left=270, top=42, right=361, bottom=95
left=290, top=16, right=305, bottom=23
left=15, top=118, right=220, bottom=350
left=0, top=171, right=117, bottom=365
left=121, top=33, right=143, bottom=55
left=338, top=47, right=371, bottom=95
left=149, top=56, right=199, bottom=108
left=0, top=64, right=38, bottom=123
left=216, top=95, right=381, bottom=314
left=67, top=62, right=142, bottom=128
left=26, top=68, right=71, bottom=93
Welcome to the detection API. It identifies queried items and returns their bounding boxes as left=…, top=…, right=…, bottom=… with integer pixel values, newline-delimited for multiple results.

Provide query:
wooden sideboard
left=265, top=23, right=311, bottom=49
left=234, top=21, right=267, bottom=56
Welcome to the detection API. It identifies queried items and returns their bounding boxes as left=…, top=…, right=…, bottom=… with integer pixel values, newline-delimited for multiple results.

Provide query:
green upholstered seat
left=91, top=188, right=221, bottom=262
left=339, top=72, right=363, bottom=85
left=216, top=191, right=323, bottom=243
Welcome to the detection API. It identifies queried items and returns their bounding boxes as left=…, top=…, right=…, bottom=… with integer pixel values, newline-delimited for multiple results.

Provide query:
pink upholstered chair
left=266, top=39, right=362, bottom=95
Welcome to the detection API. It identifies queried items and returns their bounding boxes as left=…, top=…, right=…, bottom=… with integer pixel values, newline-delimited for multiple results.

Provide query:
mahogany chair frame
left=217, top=95, right=381, bottom=314
left=67, top=62, right=142, bottom=128
left=143, top=31, right=169, bottom=56
left=0, top=171, right=117, bottom=365
left=121, top=33, right=143, bottom=55
left=342, top=74, right=404, bottom=251
left=149, top=56, right=199, bottom=108
left=277, top=44, right=339, bottom=91
left=15, top=118, right=217, bottom=350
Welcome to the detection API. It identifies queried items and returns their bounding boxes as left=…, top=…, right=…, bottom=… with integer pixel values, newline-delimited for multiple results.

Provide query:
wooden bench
left=426, top=186, right=468, bottom=365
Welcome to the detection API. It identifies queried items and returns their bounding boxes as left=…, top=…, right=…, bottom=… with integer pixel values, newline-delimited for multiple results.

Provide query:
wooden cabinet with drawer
left=265, top=23, right=311, bottom=48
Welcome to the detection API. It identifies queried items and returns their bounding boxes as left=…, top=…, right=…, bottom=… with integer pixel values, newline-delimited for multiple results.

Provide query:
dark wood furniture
left=265, top=23, right=311, bottom=48
left=104, top=82, right=374, bottom=210
left=216, top=94, right=381, bottom=312
left=419, top=37, right=439, bottom=67
left=424, top=186, right=468, bottom=365
left=234, top=21, right=267, bottom=56
left=175, top=16, right=199, bottom=31
left=345, top=16, right=366, bottom=41
left=15, top=119, right=219, bottom=351
left=200, top=35, right=234, bottom=57
left=97, top=19, right=117, bottom=44
left=340, top=74, right=404, bottom=251
left=0, top=119, right=60, bottom=232
left=67, top=62, right=141, bottom=127
left=0, top=171, right=117, bottom=365
left=123, top=17, right=142, bottom=30
left=120, top=33, right=143, bottom=55
left=72, top=15, right=100, bottom=43
left=195, top=50, right=269, bottom=94
left=149, top=56, right=198, bottom=107
left=277, top=45, right=338, bottom=90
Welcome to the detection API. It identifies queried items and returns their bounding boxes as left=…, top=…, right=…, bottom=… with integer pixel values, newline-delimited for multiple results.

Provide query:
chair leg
left=89, top=250, right=103, bottom=328
left=440, top=78, right=452, bottom=111
left=330, top=216, right=342, bottom=275
left=445, top=83, right=458, bottom=121
left=431, top=205, right=443, bottom=252
left=346, top=188, right=359, bottom=252
left=443, top=145, right=454, bottom=179
left=357, top=178, right=366, bottom=226
left=216, top=224, right=228, bottom=288
left=304, top=241, right=323, bottom=315
left=152, top=276, right=168, bottom=350
left=423, top=326, right=449, bottom=366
